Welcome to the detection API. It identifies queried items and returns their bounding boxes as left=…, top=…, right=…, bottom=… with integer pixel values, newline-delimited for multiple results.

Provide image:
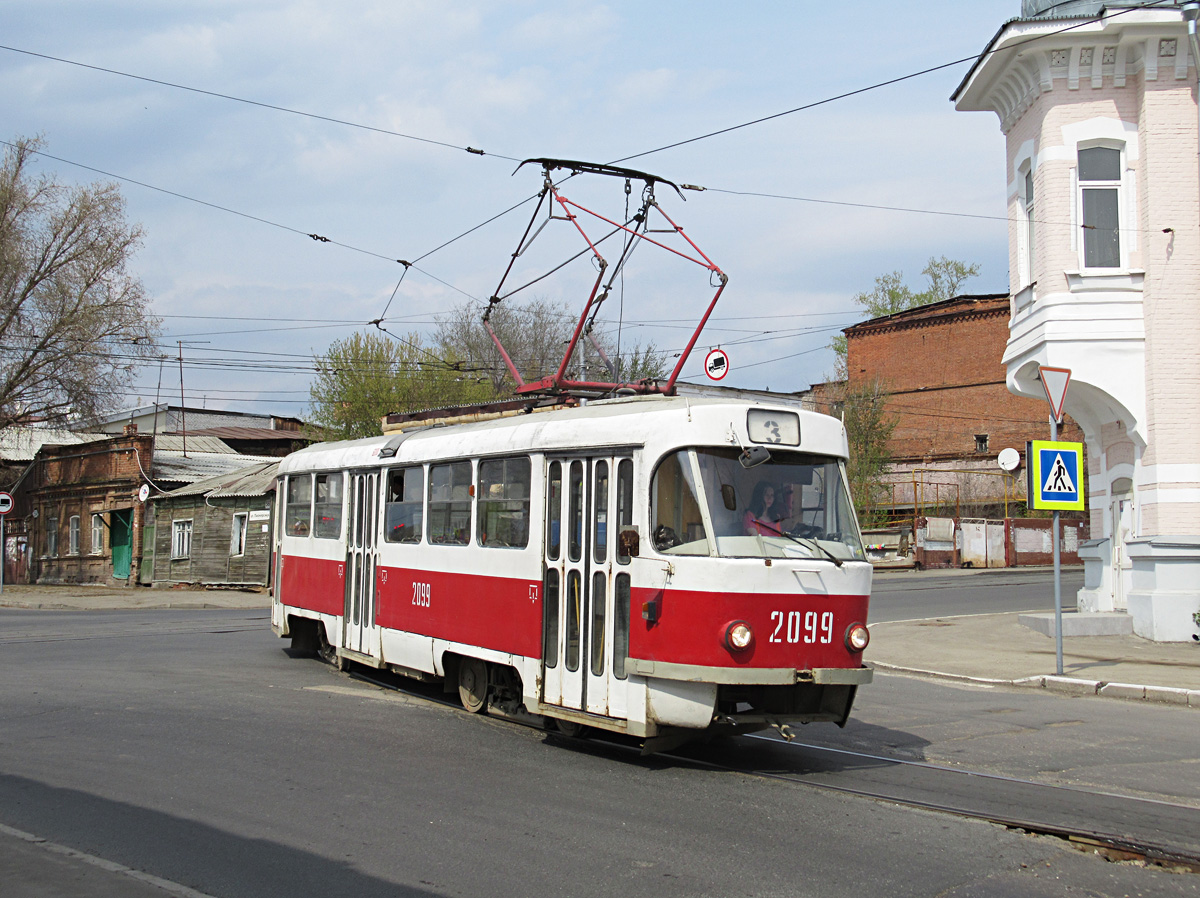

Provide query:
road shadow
left=0, top=774, right=436, bottom=898
left=538, top=718, right=933, bottom=779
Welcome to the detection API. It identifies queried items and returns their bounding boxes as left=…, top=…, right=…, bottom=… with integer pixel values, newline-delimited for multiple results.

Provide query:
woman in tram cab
left=743, top=481, right=780, bottom=535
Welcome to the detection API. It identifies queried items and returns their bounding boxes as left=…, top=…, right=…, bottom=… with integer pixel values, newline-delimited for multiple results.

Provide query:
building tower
left=953, top=1, right=1200, bottom=640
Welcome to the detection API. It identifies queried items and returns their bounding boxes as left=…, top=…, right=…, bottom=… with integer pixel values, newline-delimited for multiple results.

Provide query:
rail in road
left=351, top=664, right=1200, bottom=873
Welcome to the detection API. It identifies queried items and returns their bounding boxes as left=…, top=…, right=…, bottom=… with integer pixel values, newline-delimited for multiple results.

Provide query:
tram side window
left=285, top=475, right=312, bottom=537
left=616, top=459, right=633, bottom=565
left=614, top=573, right=630, bottom=679
left=650, top=450, right=709, bottom=554
left=546, top=461, right=562, bottom=561
left=385, top=467, right=424, bottom=543
left=429, top=461, right=472, bottom=545
left=477, top=456, right=531, bottom=548
left=314, top=473, right=344, bottom=539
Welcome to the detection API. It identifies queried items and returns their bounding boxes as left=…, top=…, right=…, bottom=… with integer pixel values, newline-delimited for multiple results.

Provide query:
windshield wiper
left=753, top=521, right=843, bottom=567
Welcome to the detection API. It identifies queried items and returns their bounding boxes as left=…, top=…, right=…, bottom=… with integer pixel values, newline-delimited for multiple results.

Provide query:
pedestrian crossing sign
left=1026, top=440, right=1085, bottom=511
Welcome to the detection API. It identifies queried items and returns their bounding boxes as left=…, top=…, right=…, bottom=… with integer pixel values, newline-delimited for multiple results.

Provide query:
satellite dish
left=997, top=448, right=1021, bottom=472
left=138, top=484, right=151, bottom=502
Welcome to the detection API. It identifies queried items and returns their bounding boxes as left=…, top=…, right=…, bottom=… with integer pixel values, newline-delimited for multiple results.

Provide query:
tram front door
left=344, top=471, right=379, bottom=656
left=541, top=456, right=633, bottom=720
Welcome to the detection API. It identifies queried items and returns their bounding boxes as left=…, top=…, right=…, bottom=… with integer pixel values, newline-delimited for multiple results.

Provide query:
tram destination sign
left=1026, top=440, right=1085, bottom=511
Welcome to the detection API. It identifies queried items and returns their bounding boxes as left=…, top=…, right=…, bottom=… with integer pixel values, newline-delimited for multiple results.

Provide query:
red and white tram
left=271, top=395, right=872, bottom=748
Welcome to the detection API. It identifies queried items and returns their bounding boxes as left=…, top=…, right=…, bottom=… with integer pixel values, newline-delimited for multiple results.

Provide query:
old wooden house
left=149, top=461, right=278, bottom=588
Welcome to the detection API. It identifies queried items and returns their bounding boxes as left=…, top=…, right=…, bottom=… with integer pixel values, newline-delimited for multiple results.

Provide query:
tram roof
left=277, top=394, right=847, bottom=475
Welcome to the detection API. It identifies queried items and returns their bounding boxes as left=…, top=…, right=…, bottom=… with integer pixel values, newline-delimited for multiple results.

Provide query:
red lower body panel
left=375, top=566, right=542, bottom=659
left=630, top=586, right=869, bottom=670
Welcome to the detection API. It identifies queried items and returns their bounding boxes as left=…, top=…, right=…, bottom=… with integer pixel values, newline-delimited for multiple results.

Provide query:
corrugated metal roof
left=152, top=451, right=278, bottom=484
left=0, top=428, right=110, bottom=462
left=153, top=434, right=235, bottom=454
left=155, top=460, right=280, bottom=499
left=183, top=426, right=309, bottom=441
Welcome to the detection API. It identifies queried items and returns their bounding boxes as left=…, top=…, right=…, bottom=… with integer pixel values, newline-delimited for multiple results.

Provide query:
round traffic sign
left=704, top=348, right=730, bottom=381
left=0, top=491, right=12, bottom=515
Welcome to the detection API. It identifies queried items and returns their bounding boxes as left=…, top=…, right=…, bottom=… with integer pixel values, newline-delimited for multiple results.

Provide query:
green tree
left=435, top=297, right=667, bottom=394
left=308, top=330, right=490, bottom=440
left=837, top=379, right=898, bottom=526
left=1, top=136, right=160, bottom=428
left=831, top=256, right=980, bottom=375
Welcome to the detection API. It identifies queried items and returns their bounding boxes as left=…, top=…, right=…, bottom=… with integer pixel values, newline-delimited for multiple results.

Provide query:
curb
left=868, top=662, right=1200, bottom=709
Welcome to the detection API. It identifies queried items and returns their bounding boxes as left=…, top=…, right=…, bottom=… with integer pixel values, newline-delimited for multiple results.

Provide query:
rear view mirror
left=619, top=527, right=640, bottom=558
left=721, top=484, right=737, bottom=511
left=739, top=445, right=771, bottom=468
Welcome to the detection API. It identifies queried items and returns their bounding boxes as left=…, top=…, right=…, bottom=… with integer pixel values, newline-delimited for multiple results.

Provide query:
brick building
left=24, top=432, right=155, bottom=584
left=843, top=294, right=1083, bottom=519
left=954, top=1, right=1200, bottom=640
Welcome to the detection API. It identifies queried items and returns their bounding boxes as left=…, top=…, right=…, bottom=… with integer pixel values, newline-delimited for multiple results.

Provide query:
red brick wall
left=846, top=297, right=1083, bottom=462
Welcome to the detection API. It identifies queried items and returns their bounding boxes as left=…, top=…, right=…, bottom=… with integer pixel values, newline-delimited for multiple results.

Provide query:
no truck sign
left=0, top=492, right=12, bottom=515
left=704, top=348, right=729, bottom=380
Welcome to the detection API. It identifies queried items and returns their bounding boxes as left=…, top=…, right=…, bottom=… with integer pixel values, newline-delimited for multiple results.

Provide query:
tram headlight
left=723, top=620, right=754, bottom=653
left=845, top=623, right=870, bottom=653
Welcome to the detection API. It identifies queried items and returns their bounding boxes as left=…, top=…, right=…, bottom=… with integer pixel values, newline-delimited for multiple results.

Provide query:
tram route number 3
left=412, top=582, right=431, bottom=607
left=769, top=610, right=833, bottom=644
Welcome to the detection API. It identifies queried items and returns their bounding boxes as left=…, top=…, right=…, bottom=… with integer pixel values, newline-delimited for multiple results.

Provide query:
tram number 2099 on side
left=769, top=610, right=833, bottom=645
left=412, top=582, right=431, bottom=607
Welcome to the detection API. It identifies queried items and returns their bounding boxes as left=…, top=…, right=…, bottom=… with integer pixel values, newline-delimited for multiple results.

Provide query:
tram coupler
left=771, top=721, right=796, bottom=742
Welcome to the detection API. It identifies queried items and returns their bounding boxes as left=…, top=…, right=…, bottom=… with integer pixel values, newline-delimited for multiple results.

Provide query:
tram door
left=542, top=456, right=631, bottom=719
left=344, top=471, right=379, bottom=655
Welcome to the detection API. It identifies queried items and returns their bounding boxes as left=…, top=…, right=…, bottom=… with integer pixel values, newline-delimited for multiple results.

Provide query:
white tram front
left=271, top=395, right=872, bottom=748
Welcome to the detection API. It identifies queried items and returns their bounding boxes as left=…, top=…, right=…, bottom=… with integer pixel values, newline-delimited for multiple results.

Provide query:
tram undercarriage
left=282, top=612, right=869, bottom=751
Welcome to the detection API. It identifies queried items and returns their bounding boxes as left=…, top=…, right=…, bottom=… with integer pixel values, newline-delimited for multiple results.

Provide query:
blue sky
left=2, top=1, right=1020, bottom=415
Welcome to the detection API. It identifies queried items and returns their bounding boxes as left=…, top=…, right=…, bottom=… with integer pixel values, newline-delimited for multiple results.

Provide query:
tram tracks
left=661, top=734, right=1200, bottom=872
left=347, top=662, right=1200, bottom=873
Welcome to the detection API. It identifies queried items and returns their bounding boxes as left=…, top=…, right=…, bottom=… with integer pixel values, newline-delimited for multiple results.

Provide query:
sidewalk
left=868, top=611, right=1200, bottom=707
left=0, top=583, right=269, bottom=611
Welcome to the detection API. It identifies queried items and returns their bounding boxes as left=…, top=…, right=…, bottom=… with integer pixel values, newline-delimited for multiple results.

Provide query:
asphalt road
left=1, top=604, right=1197, bottom=897
left=869, top=568, right=1084, bottom=622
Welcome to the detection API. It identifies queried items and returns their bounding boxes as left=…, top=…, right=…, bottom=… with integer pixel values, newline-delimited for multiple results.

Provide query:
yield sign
left=1039, top=366, right=1071, bottom=423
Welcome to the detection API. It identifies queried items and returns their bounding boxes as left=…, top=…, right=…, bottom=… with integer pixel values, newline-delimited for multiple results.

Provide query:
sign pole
left=1050, top=415, right=1062, bottom=676
left=1, top=512, right=5, bottom=596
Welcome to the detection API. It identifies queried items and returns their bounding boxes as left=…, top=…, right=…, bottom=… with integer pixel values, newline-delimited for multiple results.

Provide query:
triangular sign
left=1043, top=453, right=1076, bottom=496
left=1039, top=366, right=1071, bottom=423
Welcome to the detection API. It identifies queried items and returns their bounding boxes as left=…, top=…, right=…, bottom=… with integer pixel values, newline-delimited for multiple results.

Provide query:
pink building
left=954, top=1, right=1200, bottom=641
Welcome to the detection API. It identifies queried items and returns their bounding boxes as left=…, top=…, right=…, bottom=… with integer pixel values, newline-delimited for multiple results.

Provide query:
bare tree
left=434, top=297, right=666, bottom=394
left=0, top=136, right=160, bottom=428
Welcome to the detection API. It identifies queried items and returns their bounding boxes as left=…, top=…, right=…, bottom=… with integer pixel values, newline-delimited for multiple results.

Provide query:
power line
left=609, top=0, right=1173, bottom=165
left=0, top=43, right=520, bottom=162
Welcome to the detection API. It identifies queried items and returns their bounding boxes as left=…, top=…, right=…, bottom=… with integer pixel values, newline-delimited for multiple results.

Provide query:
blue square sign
left=1027, top=440, right=1085, bottom=511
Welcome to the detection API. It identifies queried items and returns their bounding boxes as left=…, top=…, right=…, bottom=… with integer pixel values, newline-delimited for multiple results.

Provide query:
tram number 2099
left=769, top=610, right=833, bottom=645
left=412, top=582, right=431, bottom=607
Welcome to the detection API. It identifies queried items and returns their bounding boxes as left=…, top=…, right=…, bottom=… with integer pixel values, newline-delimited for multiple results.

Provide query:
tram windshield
left=650, top=447, right=866, bottom=562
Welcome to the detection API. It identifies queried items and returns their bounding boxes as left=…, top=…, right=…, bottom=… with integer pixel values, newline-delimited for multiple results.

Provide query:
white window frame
left=172, top=519, right=194, bottom=559
left=1076, top=141, right=1125, bottom=271
left=1019, top=163, right=1035, bottom=288
left=230, top=512, right=248, bottom=557
left=91, top=513, right=104, bottom=554
left=68, top=515, right=80, bottom=556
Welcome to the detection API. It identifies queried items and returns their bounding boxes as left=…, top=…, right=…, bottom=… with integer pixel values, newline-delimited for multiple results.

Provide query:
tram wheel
left=458, top=658, right=489, bottom=713
left=554, top=718, right=588, bottom=739
left=315, top=626, right=338, bottom=667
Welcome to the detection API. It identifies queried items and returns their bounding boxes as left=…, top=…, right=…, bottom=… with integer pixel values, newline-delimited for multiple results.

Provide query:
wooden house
left=149, top=461, right=278, bottom=588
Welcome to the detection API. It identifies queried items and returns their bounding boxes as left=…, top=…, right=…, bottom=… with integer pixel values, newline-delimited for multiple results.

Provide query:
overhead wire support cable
left=0, top=44, right=520, bottom=162
left=608, top=0, right=1174, bottom=166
